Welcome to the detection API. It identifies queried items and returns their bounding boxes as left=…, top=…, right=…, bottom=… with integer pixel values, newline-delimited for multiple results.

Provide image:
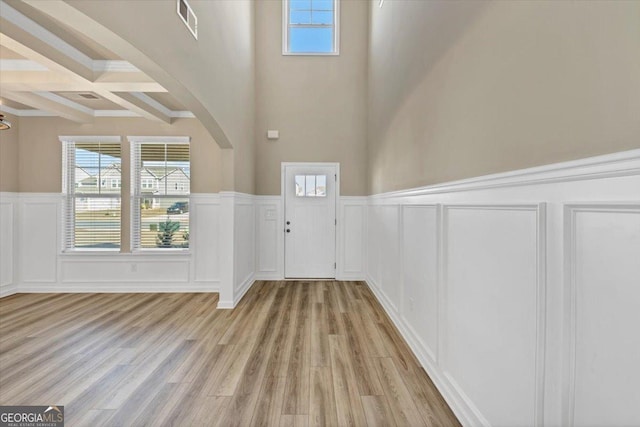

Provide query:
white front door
left=283, top=163, right=337, bottom=278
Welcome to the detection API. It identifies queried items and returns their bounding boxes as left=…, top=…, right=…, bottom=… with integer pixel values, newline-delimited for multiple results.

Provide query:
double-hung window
left=62, top=137, right=122, bottom=250
left=283, top=0, right=339, bottom=55
left=131, top=138, right=190, bottom=250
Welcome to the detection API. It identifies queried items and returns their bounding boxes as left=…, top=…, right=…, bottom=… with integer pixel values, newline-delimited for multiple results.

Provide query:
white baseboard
left=0, top=284, right=18, bottom=298
left=365, top=276, right=485, bottom=427
left=254, top=272, right=284, bottom=281
left=218, top=273, right=255, bottom=309
left=18, top=282, right=219, bottom=293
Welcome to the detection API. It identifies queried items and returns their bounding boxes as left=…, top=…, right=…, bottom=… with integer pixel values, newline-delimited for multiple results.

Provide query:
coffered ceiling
left=0, top=0, right=192, bottom=123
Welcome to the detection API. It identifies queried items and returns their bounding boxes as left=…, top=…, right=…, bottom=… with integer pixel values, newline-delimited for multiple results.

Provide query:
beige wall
left=368, top=0, right=640, bottom=194
left=58, top=0, right=256, bottom=194
left=0, top=113, right=19, bottom=192
left=254, top=0, right=368, bottom=195
left=17, top=117, right=222, bottom=193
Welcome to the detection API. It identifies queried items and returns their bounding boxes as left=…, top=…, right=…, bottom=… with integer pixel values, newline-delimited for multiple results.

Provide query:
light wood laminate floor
left=0, top=281, right=460, bottom=426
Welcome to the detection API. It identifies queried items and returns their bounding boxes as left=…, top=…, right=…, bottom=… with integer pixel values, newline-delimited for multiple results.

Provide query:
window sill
left=60, top=250, right=190, bottom=257
left=131, top=249, right=191, bottom=256
left=282, top=51, right=340, bottom=56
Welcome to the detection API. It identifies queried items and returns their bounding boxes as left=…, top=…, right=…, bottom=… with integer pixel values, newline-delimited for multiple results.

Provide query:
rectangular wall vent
left=177, top=0, right=198, bottom=40
left=79, top=93, right=100, bottom=100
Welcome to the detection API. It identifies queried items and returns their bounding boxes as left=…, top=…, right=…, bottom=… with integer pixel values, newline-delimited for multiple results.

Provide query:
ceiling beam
left=2, top=90, right=93, bottom=123
left=22, top=0, right=232, bottom=148
left=0, top=5, right=94, bottom=81
left=0, top=79, right=168, bottom=93
left=101, top=91, right=171, bottom=124
left=0, top=2, right=174, bottom=123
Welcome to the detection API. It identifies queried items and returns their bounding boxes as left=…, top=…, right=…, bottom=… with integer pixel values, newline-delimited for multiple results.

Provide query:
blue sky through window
left=287, top=0, right=336, bottom=54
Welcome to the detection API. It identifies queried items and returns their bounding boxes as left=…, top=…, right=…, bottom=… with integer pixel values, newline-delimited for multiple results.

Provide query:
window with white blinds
left=62, top=139, right=122, bottom=250
left=131, top=140, right=190, bottom=250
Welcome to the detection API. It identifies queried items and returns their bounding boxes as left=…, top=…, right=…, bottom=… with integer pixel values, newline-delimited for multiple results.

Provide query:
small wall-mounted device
left=267, top=130, right=279, bottom=140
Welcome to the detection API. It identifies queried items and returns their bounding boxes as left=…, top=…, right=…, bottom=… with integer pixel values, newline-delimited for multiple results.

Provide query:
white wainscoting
left=20, top=193, right=60, bottom=285
left=0, top=192, right=17, bottom=297
left=10, top=193, right=221, bottom=294
left=191, top=194, right=221, bottom=286
left=563, top=203, right=640, bottom=427
left=255, top=196, right=283, bottom=280
left=365, top=149, right=640, bottom=427
left=233, top=194, right=256, bottom=303
left=337, top=197, right=366, bottom=280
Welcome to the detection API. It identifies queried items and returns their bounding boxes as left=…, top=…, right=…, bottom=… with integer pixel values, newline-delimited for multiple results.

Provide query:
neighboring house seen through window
left=132, top=140, right=190, bottom=250
left=63, top=139, right=122, bottom=250
left=283, top=0, right=339, bottom=55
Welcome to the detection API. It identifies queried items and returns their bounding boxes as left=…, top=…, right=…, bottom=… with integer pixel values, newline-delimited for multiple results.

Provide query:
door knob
left=286, top=221, right=290, bottom=225
left=286, top=229, right=291, bottom=233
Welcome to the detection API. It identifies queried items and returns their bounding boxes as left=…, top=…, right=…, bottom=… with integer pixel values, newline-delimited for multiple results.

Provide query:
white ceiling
left=0, top=0, right=192, bottom=123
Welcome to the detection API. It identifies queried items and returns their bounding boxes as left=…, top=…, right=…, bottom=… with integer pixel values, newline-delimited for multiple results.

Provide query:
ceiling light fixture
left=0, top=114, right=11, bottom=131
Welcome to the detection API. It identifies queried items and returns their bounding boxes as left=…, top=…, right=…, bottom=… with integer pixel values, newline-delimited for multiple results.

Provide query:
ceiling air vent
left=177, top=0, right=198, bottom=40
left=79, top=93, right=100, bottom=100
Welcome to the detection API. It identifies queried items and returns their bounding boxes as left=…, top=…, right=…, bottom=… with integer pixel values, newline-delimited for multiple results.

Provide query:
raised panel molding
left=191, top=195, right=221, bottom=285
left=20, top=195, right=61, bottom=283
left=401, top=204, right=440, bottom=363
left=0, top=193, right=17, bottom=296
left=255, top=196, right=282, bottom=280
left=234, top=198, right=256, bottom=299
left=442, top=204, right=546, bottom=427
left=563, top=204, right=640, bottom=427
left=337, top=197, right=366, bottom=280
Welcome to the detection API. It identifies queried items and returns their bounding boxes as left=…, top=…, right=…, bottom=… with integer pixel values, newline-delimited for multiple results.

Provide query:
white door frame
left=281, top=162, right=340, bottom=279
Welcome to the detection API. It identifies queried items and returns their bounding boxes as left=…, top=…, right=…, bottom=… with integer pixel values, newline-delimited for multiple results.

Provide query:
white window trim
left=128, top=136, right=191, bottom=253
left=60, top=136, right=123, bottom=253
left=176, top=0, right=198, bottom=40
left=282, top=0, right=340, bottom=56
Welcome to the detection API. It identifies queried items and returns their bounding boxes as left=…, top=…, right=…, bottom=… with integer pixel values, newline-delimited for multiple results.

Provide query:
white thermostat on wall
left=267, top=130, right=279, bottom=140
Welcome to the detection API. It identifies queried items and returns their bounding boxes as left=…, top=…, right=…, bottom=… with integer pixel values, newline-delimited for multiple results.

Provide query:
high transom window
left=283, top=0, right=339, bottom=55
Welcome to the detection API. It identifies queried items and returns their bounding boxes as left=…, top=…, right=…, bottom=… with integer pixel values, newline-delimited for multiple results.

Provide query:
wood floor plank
left=328, top=334, right=367, bottom=427
left=341, top=312, right=384, bottom=396
left=0, top=281, right=459, bottom=426
left=280, top=414, right=309, bottom=427
left=362, top=395, right=397, bottom=427
left=309, top=366, right=338, bottom=427
left=374, top=357, right=425, bottom=426
left=250, top=375, right=286, bottom=427
left=309, top=302, right=329, bottom=367
left=282, top=284, right=311, bottom=415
